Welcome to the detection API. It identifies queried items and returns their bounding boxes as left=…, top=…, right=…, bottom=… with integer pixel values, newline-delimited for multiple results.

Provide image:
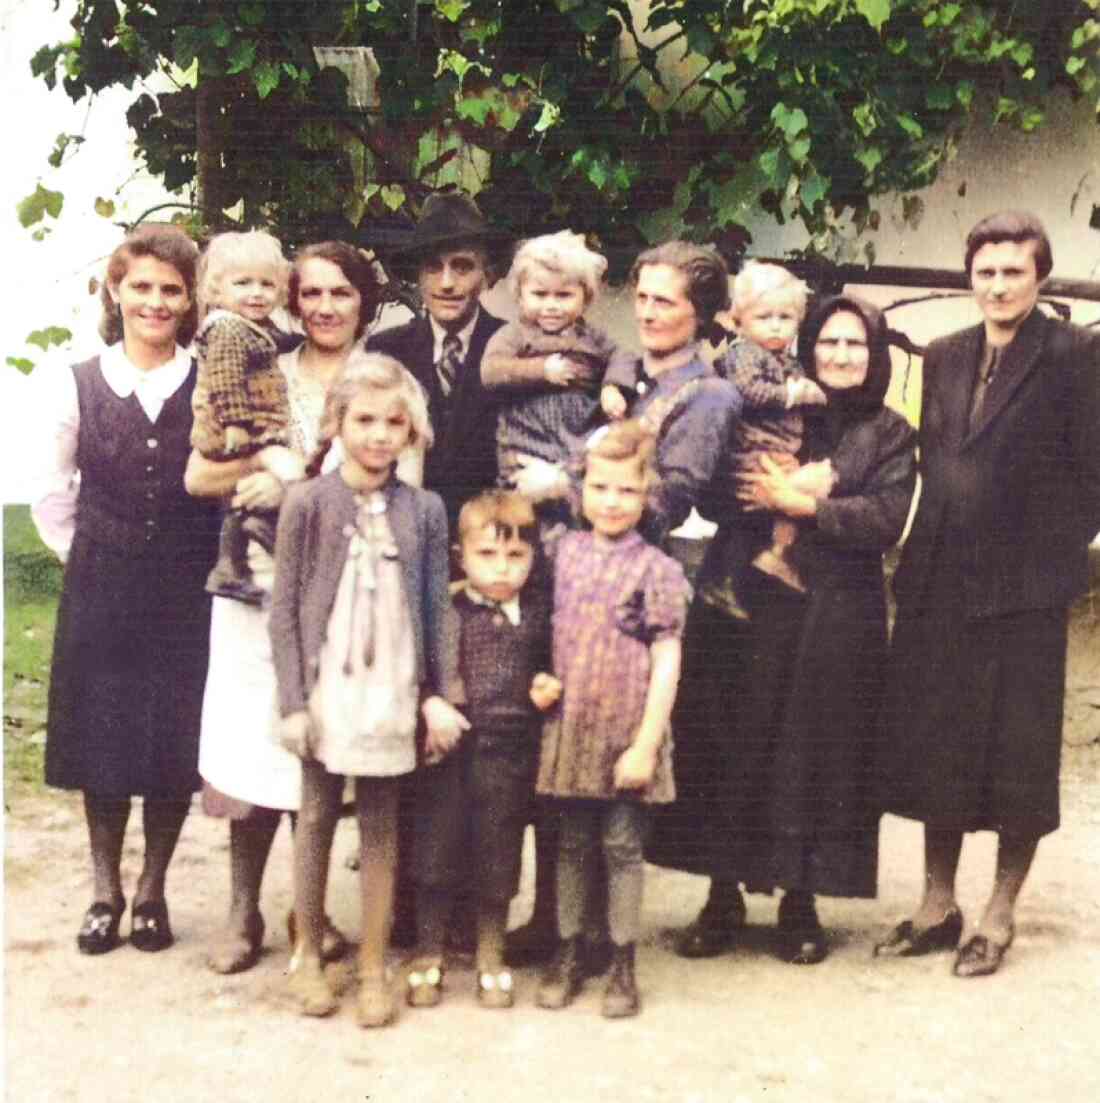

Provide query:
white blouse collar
left=99, top=341, right=192, bottom=401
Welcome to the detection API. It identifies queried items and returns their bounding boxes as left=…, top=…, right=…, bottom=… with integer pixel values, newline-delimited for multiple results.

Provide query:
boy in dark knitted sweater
left=410, top=491, right=561, bottom=1009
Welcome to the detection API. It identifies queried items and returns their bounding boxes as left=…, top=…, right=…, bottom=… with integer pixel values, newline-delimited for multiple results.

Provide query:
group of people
left=32, top=196, right=1100, bottom=1029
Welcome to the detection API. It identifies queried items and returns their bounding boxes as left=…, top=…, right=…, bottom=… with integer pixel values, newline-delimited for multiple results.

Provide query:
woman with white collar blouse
left=31, top=225, right=221, bottom=957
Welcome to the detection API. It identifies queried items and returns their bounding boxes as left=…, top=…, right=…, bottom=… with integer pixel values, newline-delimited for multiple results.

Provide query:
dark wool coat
left=650, top=405, right=916, bottom=894
left=881, top=308, right=1100, bottom=835
left=893, top=308, right=1100, bottom=618
left=367, top=309, right=505, bottom=528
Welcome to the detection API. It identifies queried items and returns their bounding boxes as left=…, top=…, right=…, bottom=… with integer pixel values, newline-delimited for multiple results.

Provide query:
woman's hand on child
left=787, top=458, right=837, bottom=500
left=544, top=354, right=579, bottom=387
left=421, top=695, right=470, bottom=764
left=529, top=672, right=563, bottom=711
left=259, top=444, right=307, bottom=484
left=278, top=711, right=315, bottom=759
left=740, top=455, right=819, bottom=518
left=514, top=456, right=568, bottom=503
left=735, top=452, right=798, bottom=511
left=232, top=471, right=285, bottom=512
left=600, top=384, right=628, bottom=420
left=613, top=743, right=657, bottom=791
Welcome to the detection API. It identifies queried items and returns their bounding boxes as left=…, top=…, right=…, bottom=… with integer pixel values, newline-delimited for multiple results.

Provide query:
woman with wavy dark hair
left=186, top=240, right=388, bottom=974
left=32, top=224, right=220, bottom=955
left=653, top=294, right=916, bottom=965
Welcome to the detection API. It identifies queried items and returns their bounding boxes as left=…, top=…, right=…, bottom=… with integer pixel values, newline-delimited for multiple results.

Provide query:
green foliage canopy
left=29, top=0, right=1100, bottom=266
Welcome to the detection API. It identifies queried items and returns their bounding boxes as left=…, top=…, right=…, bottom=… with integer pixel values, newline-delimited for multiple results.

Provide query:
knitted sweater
left=452, top=584, right=551, bottom=742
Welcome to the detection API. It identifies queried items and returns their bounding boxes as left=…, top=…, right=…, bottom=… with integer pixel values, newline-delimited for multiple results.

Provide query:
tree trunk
left=195, top=69, right=225, bottom=230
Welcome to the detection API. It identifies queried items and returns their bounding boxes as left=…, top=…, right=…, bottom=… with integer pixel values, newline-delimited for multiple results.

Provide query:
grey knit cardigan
left=269, top=470, right=455, bottom=718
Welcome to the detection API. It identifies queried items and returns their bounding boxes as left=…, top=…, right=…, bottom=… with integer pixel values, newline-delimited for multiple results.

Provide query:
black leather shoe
left=674, top=889, right=747, bottom=959
left=76, top=900, right=124, bottom=955
left=131, top=900, right=174, bottom=952
left=953, top=927, right=1014, bottom=978
left=777, top=892, right=827, bottom=965
left=873, top=907, right=964, bottom=958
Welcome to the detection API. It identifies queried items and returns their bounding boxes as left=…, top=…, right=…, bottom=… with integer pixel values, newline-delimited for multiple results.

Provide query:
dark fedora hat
left=393, top=191, right=510, bottom=259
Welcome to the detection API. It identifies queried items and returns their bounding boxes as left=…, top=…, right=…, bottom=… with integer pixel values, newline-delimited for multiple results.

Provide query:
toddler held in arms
left=482, top=230, right=631, bottom=548
left=703, top=261, right=832, bottom=618
left=192, top=230, right=302, bottom=604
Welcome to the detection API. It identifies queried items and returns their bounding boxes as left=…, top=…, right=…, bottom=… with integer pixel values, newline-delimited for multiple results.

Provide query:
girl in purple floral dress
left=535, top=421, right=690, bottom=1018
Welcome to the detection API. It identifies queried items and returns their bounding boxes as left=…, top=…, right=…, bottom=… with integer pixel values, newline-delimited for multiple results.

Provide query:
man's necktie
left=437, top=333, right=462, bottom=396
left=969, top=344, right=1000, bottom=431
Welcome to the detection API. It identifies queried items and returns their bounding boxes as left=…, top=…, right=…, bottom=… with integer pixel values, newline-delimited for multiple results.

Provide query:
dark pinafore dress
left=45, top=356, right=221, bottom=798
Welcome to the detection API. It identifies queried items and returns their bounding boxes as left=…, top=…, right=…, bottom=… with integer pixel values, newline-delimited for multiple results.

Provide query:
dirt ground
left=6, top=620, right=1100, bottom=1103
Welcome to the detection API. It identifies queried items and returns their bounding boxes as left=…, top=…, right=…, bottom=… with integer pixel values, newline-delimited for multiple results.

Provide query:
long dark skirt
left=722, top=576, right=882, bottom=898
left=881, top=563, right=1066, bottom=837
left=45, top=530, right=212, bottom=799
left=649, top=571, right=884, bottom=899
left=647, top=596, right=748, bottom=876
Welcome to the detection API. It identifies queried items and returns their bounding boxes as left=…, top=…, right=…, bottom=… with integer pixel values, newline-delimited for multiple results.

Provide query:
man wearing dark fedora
left=367, top=192, right=507, bottom=954
left=368, top=192, right=507, bottom=528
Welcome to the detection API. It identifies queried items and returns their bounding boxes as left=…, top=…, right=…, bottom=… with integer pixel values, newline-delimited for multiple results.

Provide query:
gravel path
left=5, top=740, right=1098, bottom=1103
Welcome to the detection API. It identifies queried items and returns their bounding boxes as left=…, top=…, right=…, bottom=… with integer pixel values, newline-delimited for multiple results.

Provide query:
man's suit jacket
left=894, top=307, right=1100, bottom=618
left=367, top=309, right=505, bottom=527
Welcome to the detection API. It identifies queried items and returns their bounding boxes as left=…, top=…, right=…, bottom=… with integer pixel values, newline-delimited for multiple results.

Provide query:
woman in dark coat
left=876, top=211, right=1100, bottom=977
left=651, top=295, right=916, bottom=963
left=32, top=225, right=220, bottom=954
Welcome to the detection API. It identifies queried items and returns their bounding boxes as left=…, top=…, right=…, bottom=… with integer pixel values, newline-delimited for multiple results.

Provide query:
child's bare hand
left=529, top=673, right=562, bottom=711
left=224, top=425, right=251, bottom=454
left=278, top=710, right=314, bottom=759
left=600, top=384, right=627, bottom=420
left=260, top=444, right=306, bottom=484
left=421, top=695, right=470, bottom=764
left=787, top=377, right=828, bottom=408
left=544, top=354, right=579, bottom=387
left=613, top=743, right=657, bottom=791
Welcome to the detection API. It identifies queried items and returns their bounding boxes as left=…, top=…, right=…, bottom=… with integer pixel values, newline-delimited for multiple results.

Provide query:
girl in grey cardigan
left=269, top=353, right=466, bottom=1027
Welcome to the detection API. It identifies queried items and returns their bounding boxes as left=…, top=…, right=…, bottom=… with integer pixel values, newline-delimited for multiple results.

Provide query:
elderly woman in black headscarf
left=652, top=294, right=917, bottom=964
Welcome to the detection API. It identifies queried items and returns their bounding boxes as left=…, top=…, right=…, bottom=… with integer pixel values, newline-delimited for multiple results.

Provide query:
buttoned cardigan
left=269, top=470, right=454, bottom=718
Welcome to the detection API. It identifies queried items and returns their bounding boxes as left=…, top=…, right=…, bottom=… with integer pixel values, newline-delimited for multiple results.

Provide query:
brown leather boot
left=601, top=943, right=639, bottom=1018
left=535, top=936, right=584, bottom=1010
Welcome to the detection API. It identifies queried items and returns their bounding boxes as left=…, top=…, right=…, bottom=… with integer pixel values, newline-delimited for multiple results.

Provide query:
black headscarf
left=797, top=294, right=893, bottom=422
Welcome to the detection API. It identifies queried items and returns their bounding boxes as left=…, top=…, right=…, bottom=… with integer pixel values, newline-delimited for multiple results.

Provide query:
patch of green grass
left=4, top=505, right=61, bottom=798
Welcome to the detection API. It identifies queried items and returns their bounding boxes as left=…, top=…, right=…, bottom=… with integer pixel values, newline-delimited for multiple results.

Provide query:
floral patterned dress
left=537, top=530, right=689, bottom=804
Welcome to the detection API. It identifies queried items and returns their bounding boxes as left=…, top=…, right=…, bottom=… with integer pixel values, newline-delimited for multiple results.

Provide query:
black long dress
left=45, top=357, right=220, bottom=798
left=651, top=405, right=915, bottom=896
